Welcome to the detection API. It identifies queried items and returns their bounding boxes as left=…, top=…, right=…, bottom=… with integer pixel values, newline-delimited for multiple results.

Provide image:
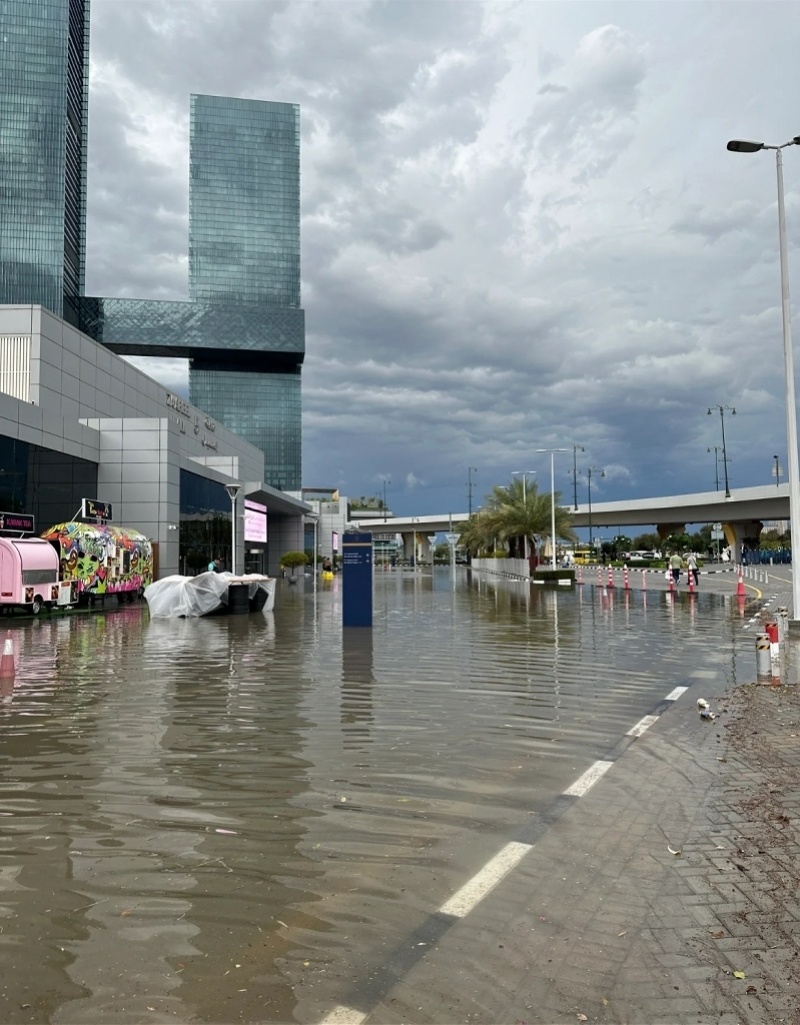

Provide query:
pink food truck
left=0, top=537, right=78, bottom=615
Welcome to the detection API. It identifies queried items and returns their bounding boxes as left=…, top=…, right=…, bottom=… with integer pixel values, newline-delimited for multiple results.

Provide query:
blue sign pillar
left=342, top=532, right=373, bottom=627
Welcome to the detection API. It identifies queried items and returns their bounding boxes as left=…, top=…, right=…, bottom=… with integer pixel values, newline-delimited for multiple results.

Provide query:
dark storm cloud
left=84, top=1, right=800, bottom=514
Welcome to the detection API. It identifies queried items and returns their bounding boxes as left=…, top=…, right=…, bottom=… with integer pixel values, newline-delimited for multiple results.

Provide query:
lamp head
left=727, top=139, right=764, bottom=153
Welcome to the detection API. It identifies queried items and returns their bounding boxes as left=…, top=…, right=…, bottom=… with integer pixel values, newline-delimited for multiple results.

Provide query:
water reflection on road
left=0, top=571, right=752, bottom=1023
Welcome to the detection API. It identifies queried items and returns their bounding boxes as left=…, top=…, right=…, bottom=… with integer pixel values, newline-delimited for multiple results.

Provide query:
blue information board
left=342, top=532, right=373, bottom=627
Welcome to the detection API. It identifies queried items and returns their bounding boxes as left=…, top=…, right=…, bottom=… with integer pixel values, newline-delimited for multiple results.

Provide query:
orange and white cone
left=0, top=632, right=15, bottom=679
left=576, top=565, right=584, bottom=585
left=641, top=569, right=647, bottom=591
left=668, top=572, right=675, bottom=595
left=597, top=566, right=602, bottom=587
left=607, top=566, right=615, bottom=588
left=623, top=564, right=630, bottom=591
left=688, top=568, right=695, bottom=595
left=736, top=567, right=746, bottom=597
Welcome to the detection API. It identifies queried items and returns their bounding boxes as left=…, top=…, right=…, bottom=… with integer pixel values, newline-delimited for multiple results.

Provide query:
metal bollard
left=756, top=633, right=772, bottom=678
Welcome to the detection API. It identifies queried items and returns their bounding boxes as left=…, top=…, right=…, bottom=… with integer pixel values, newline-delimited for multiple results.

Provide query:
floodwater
left=0, top=570, right=754, bottom=1024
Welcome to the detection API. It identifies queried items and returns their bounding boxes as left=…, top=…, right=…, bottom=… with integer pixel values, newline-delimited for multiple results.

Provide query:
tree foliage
left=457, top=478, right=577, bottom=556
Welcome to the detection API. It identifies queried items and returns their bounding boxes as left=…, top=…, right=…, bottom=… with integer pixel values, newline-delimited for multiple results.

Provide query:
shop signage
left=0, top=512, right=35, bottom=533
left=82, top=499, right=112, bottom=521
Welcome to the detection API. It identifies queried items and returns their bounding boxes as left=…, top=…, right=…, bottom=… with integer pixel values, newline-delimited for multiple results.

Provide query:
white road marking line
left=627, top=714, right=659, bottom=737
left=438, top=841, right=532, bottom=918
left=664, top=686, right=688, bottom=701
left=564, top=760, right=614, bottom=797
left=318, top=1007, right=367, bottom=1025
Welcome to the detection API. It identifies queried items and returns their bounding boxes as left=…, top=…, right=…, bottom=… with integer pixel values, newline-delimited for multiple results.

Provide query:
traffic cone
left=576, top=565, right=584, bottom=585
left=668, top=572, right=675, bottom=596
left=688, top=568, right=695, bottom=596
left=623, top=564, right=630, bottom=591
left=641, top=569, right=647, bottom=591
left=597, top=566, right=602, bottom=587
left=607, top=566, right=615, bottom=588
left=0, top=633, right=15, bottom=680
left=736, top=567, right=746, bottom=597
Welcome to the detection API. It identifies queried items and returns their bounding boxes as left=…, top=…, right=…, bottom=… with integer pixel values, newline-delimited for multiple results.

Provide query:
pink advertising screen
left=244, top=500, right=268, bottom=543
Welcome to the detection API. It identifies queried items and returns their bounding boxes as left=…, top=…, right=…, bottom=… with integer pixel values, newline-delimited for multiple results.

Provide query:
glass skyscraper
left=189, top=95, right=300, bottom=309
left=0, top=0, right=90, bottom=322
left=186, top=95, right=303, bottom=490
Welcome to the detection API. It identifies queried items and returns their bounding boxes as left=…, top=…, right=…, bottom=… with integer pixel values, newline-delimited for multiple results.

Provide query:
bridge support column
left=656, top=524, right=686, bottom=547
left=723, top=521, right=763, bottom=564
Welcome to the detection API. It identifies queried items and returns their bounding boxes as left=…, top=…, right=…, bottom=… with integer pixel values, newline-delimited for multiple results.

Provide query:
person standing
left=686, top=552, right=699, bottom=587
left=669, top=552, right=683, bottom=586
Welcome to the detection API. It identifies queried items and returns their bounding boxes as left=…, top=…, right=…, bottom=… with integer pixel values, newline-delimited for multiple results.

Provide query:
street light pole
left=511, top=469, right=536, bottom=561
left=467, top=466, right=477, bottom=516
left=707, top=446, right=721, bottom=491
left=774, top=454, right=782, bottom=488
left=572, top=444, right=584, bottom=511
left=224, top=484, right=241, bottom=575
left=729, top=134, right=800, bottom=621
left=586, top=467, right=604, bottom=550
left=707, top=404, right=736, bottom=498
left=537, top=448, right=569, bottom=570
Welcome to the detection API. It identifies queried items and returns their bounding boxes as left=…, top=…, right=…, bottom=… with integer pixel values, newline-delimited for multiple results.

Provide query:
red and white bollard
left=607, top=566, right=615, bottom=588
left=623, top=564, right=630, bottom=591
left=641, top=569, right=647, bottom=591
left=688, top=566, right=695, bottom=595
left=597, top=566, right=602, bottom=587
left=668, top=571, right=675, bottom=596
left=576, top=564, right=584, bottom=585
left=0, top=632, right=15, bottom=680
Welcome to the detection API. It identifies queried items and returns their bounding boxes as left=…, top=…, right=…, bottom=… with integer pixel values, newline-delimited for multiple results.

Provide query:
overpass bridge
left=352, top=483, right=791, bottom=561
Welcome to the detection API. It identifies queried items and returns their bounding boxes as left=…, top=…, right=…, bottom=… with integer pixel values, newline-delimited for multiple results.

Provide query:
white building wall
left=0, top=305, right=309, bottom=579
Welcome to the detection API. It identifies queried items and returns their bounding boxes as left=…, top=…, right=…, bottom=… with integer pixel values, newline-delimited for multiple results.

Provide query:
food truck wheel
left=30, top=596, right=43, bottom=615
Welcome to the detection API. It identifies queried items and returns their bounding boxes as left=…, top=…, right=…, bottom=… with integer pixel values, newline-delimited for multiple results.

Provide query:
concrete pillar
left=656, top=523, right=686, bottom=545
left=723, top=521, right=763, bottom=564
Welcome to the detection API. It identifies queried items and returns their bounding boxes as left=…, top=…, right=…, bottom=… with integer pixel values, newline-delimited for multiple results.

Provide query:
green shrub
left=281, top=550, right=308, bottom=569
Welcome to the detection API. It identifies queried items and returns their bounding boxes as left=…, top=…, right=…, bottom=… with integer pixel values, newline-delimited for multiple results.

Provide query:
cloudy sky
left=85, top=0, right=800, bottom=517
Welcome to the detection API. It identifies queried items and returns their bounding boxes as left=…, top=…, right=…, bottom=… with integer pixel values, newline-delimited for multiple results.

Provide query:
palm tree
left=464, top=478, right=576, bottom=559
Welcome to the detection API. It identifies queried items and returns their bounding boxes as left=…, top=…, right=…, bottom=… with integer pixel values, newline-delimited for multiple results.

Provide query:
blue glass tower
left=189, top=96, right=300, bottom=308
left=0, top=0, right=90, bottom=322
left=188, top=96, right=302, bottom=491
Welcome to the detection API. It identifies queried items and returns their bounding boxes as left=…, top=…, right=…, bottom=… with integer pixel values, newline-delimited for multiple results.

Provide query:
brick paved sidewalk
left=365, top=630, right=800, bottom=1024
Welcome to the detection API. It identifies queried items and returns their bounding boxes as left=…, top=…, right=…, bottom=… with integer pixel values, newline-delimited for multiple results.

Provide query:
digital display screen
left=332, top=531, right=339, bottom=552
left=244, top=500, right=267, bottom=543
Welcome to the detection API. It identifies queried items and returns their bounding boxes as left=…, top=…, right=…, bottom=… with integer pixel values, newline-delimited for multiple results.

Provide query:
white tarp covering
left=144, top=571, right=275, bottom=618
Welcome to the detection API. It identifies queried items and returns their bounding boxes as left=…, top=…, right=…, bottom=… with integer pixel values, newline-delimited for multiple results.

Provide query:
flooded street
left=0, top=570, right=755, bottom=1024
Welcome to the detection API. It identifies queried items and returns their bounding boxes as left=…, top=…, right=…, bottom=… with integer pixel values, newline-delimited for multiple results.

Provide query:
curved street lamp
left=728, top=134, right=800, bottom=621
left=707, top=405, right=736, bottom=497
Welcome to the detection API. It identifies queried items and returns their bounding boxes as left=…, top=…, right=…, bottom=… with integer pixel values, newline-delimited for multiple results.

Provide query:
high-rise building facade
left=189, top=95, right=300, bottom=308
left=0, top=0, right=90, bottom=322
left=186, top=95, right=303, bottom=491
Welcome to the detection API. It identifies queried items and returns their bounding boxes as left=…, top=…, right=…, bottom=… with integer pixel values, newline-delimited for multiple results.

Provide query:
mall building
left=0, top=305, right=308, bottom=576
